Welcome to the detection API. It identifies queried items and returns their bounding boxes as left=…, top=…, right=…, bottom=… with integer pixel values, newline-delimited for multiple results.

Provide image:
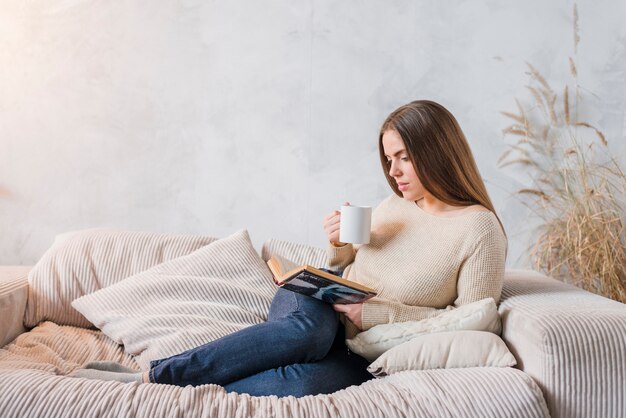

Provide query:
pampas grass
left=499, top=4, right=626, bottom=303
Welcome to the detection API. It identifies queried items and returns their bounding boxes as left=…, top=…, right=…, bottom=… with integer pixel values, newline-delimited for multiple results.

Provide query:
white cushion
left=367, top=330, right=517, bottom=377
left=25, top=228, right=218, bottom=328
left=346, top=298, right=501, bottom=361
left=71, top=229, right=278, bottom=370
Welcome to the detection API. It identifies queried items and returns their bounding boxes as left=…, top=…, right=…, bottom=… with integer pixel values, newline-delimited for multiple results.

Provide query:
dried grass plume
left=499, top=5, right=625, bottom=303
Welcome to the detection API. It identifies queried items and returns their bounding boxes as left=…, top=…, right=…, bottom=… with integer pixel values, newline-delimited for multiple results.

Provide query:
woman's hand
left=333, top=303, right=363, bottom=330
left=323, top=201, right=350, bottom=246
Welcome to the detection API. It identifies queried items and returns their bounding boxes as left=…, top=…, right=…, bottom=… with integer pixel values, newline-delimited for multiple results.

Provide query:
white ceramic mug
left=339, top=205, right=372, bottom=244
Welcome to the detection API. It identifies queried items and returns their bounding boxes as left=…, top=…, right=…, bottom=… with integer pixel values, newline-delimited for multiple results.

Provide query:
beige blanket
left=0, top=322, right=549, bottom=418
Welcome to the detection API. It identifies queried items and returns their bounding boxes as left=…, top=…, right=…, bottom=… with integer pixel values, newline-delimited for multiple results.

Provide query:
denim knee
left=268, top=284, right=341, bottom=362
left=287, top=310, right=339, bottom=361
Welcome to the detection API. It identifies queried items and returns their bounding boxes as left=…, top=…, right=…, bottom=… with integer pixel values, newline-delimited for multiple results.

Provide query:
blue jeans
left=149, top=270, right=372, bottom=396
left=223, top=320, right=372, bottom=397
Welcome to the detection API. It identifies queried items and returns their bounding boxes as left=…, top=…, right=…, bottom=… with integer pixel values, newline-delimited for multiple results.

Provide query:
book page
left=276, top=255, right=299, bottom=272
left=269, top=254, right=300, bottom=279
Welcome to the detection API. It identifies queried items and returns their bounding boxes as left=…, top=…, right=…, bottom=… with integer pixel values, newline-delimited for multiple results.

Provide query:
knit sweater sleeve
left=360, top=299, right=454, bottom=330
left=326, top=243, right=357, bottom=271
left=359, top=225, right=507, bottom=331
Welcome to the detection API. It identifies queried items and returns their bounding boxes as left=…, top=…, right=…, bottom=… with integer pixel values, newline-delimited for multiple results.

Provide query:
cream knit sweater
left=327, top=194, right=507, bottom=339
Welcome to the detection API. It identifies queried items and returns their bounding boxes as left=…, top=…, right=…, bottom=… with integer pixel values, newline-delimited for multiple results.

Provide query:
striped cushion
left=25, top=228, right=217, bottom=328
left=72, top=229, right=277, bottom=369
left=261, top=238, right=329, bottom=266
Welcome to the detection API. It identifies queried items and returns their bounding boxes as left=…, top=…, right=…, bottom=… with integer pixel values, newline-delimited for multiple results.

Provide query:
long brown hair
left=378, top=100, right=507, bottom=240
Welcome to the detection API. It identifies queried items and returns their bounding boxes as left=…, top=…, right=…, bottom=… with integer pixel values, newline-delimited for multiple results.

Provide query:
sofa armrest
left=0, top=266, right=31, bottom=347
left=500, top=269, right=625, bottom=418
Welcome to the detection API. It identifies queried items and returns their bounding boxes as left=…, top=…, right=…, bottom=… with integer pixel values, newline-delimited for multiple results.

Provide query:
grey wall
left=1, top=0, right=625, bottom=267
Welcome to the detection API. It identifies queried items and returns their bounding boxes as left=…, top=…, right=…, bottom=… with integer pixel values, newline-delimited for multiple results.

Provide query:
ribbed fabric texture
left=0, top=266, right=31, bottom=288
left=0, top=322, right=549, bottom=418
left=327, top=194, right=507, bottom=337
left=499, top=270, right=626, bottom=418
left=25, top=229, right=218, bottom=328
left=71, top=229, right=277, bottom=369
left=261, top=239, right=329, bottom=268
left=0, top=267, right=30, bottom=347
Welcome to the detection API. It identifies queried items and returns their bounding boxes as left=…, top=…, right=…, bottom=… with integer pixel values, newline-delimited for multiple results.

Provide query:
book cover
left=267, top=255, right=377, bottom=304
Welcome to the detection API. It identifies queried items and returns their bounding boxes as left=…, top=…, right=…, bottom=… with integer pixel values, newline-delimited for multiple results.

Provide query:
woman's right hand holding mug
left=323, top=201, right=349, bottom=247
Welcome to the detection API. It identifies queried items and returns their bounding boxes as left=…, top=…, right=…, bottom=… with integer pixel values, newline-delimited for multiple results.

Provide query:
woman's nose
left=389, top=162, right=401, bottom=177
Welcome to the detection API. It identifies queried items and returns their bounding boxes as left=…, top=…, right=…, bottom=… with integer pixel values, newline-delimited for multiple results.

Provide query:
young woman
left=329, top=100, right=507, bottom=341
left=70, top=99, right=507, bottom=397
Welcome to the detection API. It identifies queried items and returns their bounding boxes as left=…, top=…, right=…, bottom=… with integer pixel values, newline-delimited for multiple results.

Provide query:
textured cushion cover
left=25, top=228, right=217, bottom=328
left=0, top=267, right=31, bottom=347
left=347, top=298, right=501, bottom=361
left=367, top=330, right=516, bottom=377
left=261, top=238, right=329, bottom=267
left=72, top=229, right=277, bottom=369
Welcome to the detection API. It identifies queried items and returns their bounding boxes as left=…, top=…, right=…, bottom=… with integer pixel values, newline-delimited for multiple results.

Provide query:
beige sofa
left=0, top=239, right=624, bottom=418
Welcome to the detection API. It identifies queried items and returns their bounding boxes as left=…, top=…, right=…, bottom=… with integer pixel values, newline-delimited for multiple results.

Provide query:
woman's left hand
left=332, top=303, right=363, bottom=330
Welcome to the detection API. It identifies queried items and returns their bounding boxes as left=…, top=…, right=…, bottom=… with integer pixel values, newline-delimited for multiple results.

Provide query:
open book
left=266, top=255, right=377, bottom=304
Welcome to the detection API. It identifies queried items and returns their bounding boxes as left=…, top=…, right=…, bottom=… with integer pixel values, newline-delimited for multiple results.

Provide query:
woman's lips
left=398, top=182, right=409, bottom=191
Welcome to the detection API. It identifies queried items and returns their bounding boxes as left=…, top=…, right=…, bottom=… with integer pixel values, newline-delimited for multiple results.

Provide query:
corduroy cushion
left=25, top=228, right=218, bottom=328
left=367, top=330, right=516, bottom=377
left=71, top=229, right=278, bottom=369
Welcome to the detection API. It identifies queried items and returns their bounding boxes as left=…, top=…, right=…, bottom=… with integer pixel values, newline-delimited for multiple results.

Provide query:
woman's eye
left=386, top=160, right=391, bottom=165
left=401, top=157, right=409, bottom=162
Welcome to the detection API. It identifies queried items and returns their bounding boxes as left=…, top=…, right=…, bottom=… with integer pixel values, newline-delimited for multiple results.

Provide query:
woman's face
left=382, top=129, right=425, bottom=201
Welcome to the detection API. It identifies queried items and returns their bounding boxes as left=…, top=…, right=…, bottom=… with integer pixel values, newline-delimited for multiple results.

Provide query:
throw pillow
left=260, top=238, right=328, bottom=267
left=71, top=229, right=278, bottom=370
left=25, top=228, right=218, bottom=328
left=367, top=330, right=517, bottom=377
left=346, top=298, right=501, bottom=361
